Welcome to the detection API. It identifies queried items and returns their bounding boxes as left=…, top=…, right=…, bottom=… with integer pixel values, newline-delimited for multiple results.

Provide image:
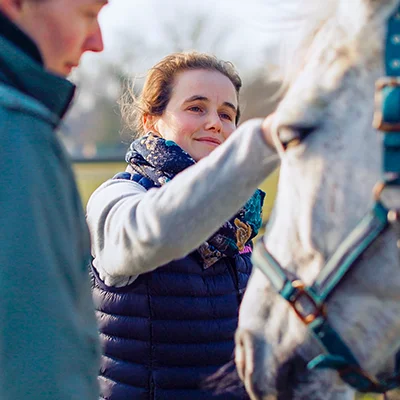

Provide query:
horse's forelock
left=259, top=0, right=338, bottom=86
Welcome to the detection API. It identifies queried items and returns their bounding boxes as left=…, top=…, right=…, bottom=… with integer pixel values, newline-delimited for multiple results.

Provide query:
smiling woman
left=86, top=51, right=280, bottom=400
left=121, top=52, right=242, bottom=134
left=144, top=69, right=238, bottom=161
left=120, top=53, right=241, bottom=161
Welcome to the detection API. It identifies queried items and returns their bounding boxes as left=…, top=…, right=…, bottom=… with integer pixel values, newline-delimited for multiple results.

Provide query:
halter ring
left=289, top=280, right=326, bottom=325
left=373, top=77, right=400, bottom=131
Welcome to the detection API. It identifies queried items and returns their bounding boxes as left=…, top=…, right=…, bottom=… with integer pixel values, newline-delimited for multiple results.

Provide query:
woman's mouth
left=195, top=137, right=222, bottom=147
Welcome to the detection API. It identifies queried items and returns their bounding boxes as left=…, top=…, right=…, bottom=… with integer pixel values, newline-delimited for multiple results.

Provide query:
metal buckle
left=373, top=175, right=400, bottom=201
left=373, top=181, right=387, bottom=201
left=289, top=280, right=326, bottom=325
left=373, top=77, right=400, bottom=131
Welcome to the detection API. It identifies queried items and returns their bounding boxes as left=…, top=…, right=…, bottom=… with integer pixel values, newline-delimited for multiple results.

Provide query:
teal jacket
left=0, top=12, right=100, bottom=400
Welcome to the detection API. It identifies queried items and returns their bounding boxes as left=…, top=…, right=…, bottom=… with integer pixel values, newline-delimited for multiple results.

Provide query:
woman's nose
left=205, top=112, right=223, bottom=133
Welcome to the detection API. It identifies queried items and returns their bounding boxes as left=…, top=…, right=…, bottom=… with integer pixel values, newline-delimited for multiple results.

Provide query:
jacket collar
left=0, top=11, right=75, bottom=119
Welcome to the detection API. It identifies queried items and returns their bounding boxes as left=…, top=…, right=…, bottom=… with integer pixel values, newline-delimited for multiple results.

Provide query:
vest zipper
left=227, top=259, right=242, bottom=304
left=146, top=277, right=155, bottom=400
left=150, top=376, right=155, bottom=399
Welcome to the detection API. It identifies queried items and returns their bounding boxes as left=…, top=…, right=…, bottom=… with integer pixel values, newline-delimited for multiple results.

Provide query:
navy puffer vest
left=91, top=173, right=252, bottom=400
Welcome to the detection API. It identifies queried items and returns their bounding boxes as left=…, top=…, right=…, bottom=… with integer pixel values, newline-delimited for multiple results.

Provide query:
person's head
left=121, top=51, right=242, bottom=161
left=0, top=0, right=107, bottom=76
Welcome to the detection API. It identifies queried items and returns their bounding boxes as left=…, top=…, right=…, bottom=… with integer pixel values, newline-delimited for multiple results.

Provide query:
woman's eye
left=188, top=106, right=202, bottom=112
left=220, top=113, right=233, bottom=121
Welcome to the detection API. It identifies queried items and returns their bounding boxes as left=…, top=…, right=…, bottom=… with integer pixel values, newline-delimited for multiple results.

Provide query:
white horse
left=235, top=0, right=400, bottom=399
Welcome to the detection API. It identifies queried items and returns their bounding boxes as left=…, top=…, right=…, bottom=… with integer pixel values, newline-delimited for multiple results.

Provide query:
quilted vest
left=92, top=172, right=252, bottom=399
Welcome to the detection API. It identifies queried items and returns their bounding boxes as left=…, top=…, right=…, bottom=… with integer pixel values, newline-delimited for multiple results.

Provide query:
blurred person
left=87, top=51, right=279, bottom=399
left=0, top=0, right=107, bottom=399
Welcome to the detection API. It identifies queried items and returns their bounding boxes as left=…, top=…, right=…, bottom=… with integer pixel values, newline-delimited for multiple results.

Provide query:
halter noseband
left=253, top=5, right=400, bottom=394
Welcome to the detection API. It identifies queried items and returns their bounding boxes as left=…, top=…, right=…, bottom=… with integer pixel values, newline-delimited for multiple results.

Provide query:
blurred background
left=61, top=0, right=282, bottom=221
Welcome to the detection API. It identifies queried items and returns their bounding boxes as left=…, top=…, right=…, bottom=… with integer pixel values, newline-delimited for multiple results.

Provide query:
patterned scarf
left=126, top=132, right=265, bottom=268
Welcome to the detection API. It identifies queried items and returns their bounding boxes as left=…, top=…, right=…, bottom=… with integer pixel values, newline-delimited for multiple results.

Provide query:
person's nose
left=205, top=111, right=223, bottom=133
left=84, top=23, right=104, bottom=53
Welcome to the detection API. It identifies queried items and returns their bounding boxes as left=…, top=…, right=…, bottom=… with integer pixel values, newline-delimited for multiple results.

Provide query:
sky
left=79, top=0, right=284, bottom=75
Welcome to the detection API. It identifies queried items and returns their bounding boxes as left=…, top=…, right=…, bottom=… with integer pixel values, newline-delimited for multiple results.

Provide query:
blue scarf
left=126, top=133, right=265, bottom=268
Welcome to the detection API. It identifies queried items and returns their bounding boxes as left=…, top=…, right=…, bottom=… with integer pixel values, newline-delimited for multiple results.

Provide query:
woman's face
left=147, top=69, right=238, bottom=161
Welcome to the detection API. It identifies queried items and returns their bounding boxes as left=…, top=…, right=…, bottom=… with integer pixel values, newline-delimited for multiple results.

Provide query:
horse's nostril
left=277, top=125, right=316, bottom=148
left=276, top=354, right=308, bottom=400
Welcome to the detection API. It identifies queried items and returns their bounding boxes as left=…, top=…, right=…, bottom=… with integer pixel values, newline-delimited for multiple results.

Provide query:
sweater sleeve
left=86, top=118, right=280, bottom=286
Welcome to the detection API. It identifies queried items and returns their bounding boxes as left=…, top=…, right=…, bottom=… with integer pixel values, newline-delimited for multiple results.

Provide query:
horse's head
left=236, top=0, right=400, bottom=398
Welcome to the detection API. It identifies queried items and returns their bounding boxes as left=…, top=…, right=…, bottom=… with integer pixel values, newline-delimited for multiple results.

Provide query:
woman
left=87, top=51, right=279, bottom=400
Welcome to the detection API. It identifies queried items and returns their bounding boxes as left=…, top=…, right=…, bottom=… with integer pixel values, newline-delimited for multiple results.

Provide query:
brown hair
left=120, top=51, right=242, bottom=137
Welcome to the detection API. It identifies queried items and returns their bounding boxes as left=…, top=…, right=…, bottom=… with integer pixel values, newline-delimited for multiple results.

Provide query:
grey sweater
left=86, top=119, right=280, bottom=287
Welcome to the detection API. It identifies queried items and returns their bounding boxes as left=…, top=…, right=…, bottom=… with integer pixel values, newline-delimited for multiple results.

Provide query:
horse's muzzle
left=235, top=328, right=272, bottom=400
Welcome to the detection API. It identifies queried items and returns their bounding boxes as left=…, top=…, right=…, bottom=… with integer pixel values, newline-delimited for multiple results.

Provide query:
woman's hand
left=261, top=113, right=277, bottom=150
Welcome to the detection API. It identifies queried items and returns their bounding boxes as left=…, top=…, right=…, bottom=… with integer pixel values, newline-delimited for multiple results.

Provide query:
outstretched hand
left=261, top=113, right=277, bottom=151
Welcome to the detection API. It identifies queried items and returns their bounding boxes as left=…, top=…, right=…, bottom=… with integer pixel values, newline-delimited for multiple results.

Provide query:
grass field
left=73, top=161, right=281, bottom=219
left=73, top=161, right=126, bottom=205
left=357, top=393, right=399, bottom=399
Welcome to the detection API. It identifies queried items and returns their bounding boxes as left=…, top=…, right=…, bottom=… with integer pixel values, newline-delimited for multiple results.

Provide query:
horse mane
left=259, top=0, right=339, bottom=85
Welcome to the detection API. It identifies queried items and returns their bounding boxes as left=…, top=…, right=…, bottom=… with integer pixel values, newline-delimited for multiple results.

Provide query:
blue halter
left=253, top=5, right=400, bottom=394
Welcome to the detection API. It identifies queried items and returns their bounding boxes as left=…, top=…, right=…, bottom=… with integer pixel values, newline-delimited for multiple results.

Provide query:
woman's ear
left=143, top=114, right=158, bottom=134
left=1, top=0, right=25, bottom=22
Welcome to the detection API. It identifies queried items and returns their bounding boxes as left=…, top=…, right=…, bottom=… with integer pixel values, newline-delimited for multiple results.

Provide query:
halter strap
left=253, top=197, right=393, bottom=393
left=374, top=7, right=400, bottom=181
left=253, top=201, right=388, bottom=309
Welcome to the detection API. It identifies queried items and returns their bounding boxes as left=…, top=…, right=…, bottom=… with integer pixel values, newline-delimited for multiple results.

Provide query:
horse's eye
left=277, top=125, right=316, bottom=149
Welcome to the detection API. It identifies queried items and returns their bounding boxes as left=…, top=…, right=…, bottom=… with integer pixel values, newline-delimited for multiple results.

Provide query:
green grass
left=357, top=393, right=400, bottom=399
left=73, top=161, right=126, bottom=206
left=73, top=161, right=281, bottom=217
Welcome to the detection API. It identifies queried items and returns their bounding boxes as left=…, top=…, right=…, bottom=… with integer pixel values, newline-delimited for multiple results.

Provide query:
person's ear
left=0, top=0, right=25, bottom=22
left=143, top=114, right=159, bottom=134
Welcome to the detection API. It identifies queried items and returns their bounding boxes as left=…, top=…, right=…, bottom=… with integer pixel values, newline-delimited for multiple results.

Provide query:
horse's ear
left=337, top=0, right=399, bottom=30
left=338, top=0, right=400, bottom=27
